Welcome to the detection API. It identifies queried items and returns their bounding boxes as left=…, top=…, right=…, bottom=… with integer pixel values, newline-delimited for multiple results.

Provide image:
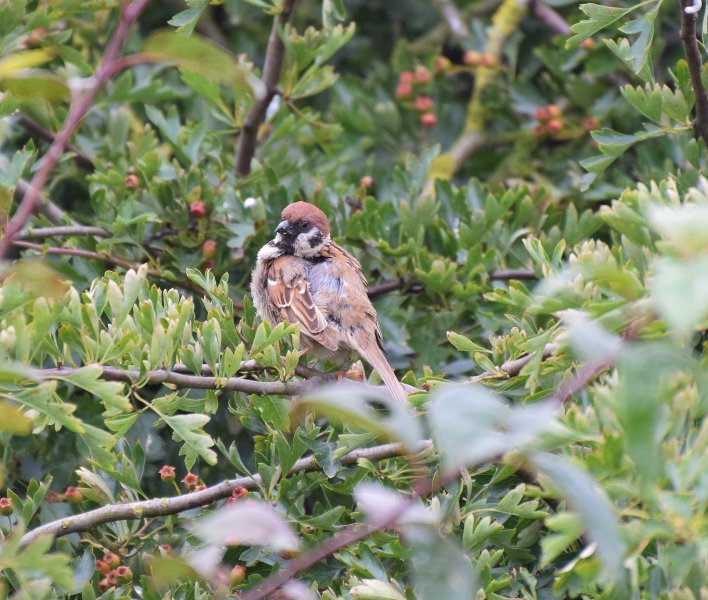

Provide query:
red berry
left=420, top=112, right=437, bottom=128
left=533, top=106, right=550, bottom=121
left=546, top=118, right=563, bottom=134
left=229, top=565, right=246, bottom=586
left=45, top=490, right=60, bottom=503
left=114, top=565, right=133, bottom=583
left=395, top=82, right=413, bottom=98
left=64, top=486, right=83, bottom=504
left=414, top=96, right=434, bottom=112
left=583, top=116, right=599, bottom=131
left=96, top=559, right=111, bottom=574
left=226, top=486, right=249, bottom=504
left=479, top=54, right=497, bottom=67
left=123, top=173, right=139, bottom=190
left=189, top=201, right=206, bottom=218
left=181, top=472, right=199, bottom=490
left=414, top=66, right=431, bottom=84
left=202, top=240, right=217, bottom=259
left=359, top=175, right=375, bottom=189
left=463, top=50, right=482, bottom=66
left=158, top=544, right=173, bottom=555
left=547, top=105, right=561, bottom=119
left=398, top=70, right=414, bottom=85
left=533, top=123, right=547, bottom=137
left=158, top=465, right=176, bottom=482
left=103, top=552, right=120, bottom=569
left=98, top=578, right=111, bottom=592
left=0, top=497, right=13, bottom=516
left=435, top=55, right=451, bottom=73
left=580, top=38, right=595, bottom=49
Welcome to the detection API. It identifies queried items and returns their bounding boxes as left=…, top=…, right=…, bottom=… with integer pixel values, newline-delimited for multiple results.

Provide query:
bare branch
left=15, top=114, right=95, bottom=171
left=433, top=0, right=468, bottom=38
left=20, top=441, right=431, bottom=548
left=28, top=365, right=304, bottom=396
left=491, top=268, right=537, bottom=280
left=468, top=342, right=559, bottom=382
left=0, top=0, right=151, bottom=259
left=16, top=226, right=109, bottom=239
left=11, top=241, right=205, bottom=296
left=679, top=0, right=708, bottom=147
left=235, top=0, right=296, bottom=176
left=530, top=0, right=570, bottom=36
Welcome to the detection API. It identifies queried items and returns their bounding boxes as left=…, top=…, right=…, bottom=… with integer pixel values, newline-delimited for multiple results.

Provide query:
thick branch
left=29, top=365, right=304, bottom=396
left=20, top=441, right=430, bottom=548
left=235, top=0, right=296, bottom=176
left=0, top=0, right=150, bottom=259
left=679, top=0, right=708, bottom=147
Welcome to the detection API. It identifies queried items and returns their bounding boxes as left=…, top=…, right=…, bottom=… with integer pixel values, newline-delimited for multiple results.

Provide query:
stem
left=0, top=0, right=151, bottom=259
left=20, top=441, right=430, bottom=548
left=235, top=0, right=297, bottom=176
left=679, top=0, right=708, bottom=147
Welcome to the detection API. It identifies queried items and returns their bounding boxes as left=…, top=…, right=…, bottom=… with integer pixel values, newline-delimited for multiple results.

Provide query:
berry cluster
left=533, top=104, right=563, bottom=137
left=395, top=67, right=437, bottom=128
left=96, top=551, right=133, bottom=592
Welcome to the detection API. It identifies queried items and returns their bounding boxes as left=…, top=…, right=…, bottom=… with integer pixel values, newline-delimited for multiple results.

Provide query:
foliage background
left=0, top=0, right=706, bottom=598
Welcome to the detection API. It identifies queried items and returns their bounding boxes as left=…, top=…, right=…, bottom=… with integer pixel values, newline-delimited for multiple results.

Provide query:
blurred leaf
left=193, top=500, right=299, bottom=550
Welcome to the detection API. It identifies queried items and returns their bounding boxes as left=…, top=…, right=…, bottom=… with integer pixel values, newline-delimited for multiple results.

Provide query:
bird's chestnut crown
left=272, top=202, right=330, bottom=258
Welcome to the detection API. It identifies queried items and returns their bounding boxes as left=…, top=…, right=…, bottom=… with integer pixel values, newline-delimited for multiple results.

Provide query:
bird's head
left=273, top=201, right=331, bottom=258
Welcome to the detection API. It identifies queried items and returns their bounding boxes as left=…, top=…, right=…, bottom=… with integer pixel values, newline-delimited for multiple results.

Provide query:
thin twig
left=20, top=441, right=431, bottom=548
left=0, top=0, right=151, bottom=259
left=16, top=226, right=109, bottom=239
left=467, top=342, right=559, bottom=382
left=491, top=268, right=537, bottom=280
left=679, top=0, right=708, bottom=147
left=433, top=0, right=468, bottom=38
left=235, top=0, right=296, bottom=176
left=16, top=114, right=95, bottom=171
left=12, top=178, right=76, bottom=226
left=530, top=0, right=570, bottom=35
left=11, top=241, right=205, bottom=296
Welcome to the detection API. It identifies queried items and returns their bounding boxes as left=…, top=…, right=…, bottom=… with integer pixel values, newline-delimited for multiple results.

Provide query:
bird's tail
left=365, top=346, right=409, bottom=404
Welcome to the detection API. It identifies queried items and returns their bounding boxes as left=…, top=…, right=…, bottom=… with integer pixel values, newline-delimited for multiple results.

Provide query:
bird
left=250, top=201, right=408, bottom=403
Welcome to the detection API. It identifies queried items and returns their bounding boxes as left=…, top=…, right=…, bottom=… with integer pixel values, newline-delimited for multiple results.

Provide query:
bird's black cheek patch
left=276, top=239, right=295, bottom=254
left=308, top=231, right=324, bottom=248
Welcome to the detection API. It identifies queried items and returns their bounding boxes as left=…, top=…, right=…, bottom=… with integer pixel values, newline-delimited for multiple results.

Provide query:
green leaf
left=446, top=331, right=490, bottom=354
left=429, top=384, right=556, bottom=474
left=0, top=49, right=54, bottom=77
left=160, top=412, right=217, bottom=470
left=292, top=383, right=423, bottom=451
left=532, top=452, right=626, bottom=581
left=143, top=30, right=252, bottom=88
left=566, top=4, right=633, bottom=48
left=62, top=365, right=131, bottom=413
left=168, top=0, right=208, bottom=35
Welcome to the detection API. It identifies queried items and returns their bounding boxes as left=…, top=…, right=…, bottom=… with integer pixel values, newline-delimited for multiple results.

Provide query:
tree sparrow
left=251, top=202, right=408, bottom=403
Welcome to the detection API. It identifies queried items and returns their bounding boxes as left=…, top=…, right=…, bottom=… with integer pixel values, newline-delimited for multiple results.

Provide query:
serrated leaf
left=62, top=365, right=131, bottom=412
left=566, top=4, right=633, bottom=48
left=160, top=412, right=217, bottom=470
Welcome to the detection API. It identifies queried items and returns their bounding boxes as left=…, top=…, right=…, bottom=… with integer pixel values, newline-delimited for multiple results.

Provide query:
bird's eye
left=300, top=220, right=310, bottom=229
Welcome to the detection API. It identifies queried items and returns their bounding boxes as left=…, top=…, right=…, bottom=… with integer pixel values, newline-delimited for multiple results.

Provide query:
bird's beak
left=275, top=219, right=290, bottom=234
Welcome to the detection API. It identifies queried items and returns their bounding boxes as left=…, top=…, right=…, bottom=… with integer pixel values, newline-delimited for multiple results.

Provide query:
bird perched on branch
left=251, top=201, right=408, bottom=403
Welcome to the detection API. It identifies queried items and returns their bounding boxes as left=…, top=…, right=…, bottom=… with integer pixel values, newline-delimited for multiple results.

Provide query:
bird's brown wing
left=266, top=260, right=339, bottom=351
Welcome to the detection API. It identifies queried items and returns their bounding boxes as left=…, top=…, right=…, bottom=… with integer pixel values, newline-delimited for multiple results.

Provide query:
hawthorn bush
left=0, top=0, right=707, bottom=598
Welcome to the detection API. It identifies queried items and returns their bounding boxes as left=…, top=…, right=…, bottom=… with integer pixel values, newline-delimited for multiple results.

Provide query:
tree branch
left=432, top=0, right=468, bottom=39
left=15, top=226, right=109, bottom=239
left=11, top=241, right=206, bottom=296
left=468, top=342, right=559, bottom=382
left=679, top=0, right=708, bottom=147
left=28, top=365, right=305, bottom=396
left=235, top=0, right=297, bottom=176
left=20, top=441, right=431, bottom=548
left=530, top=0, right=570, bottom=35
left=15, top=114, right=95, bottom=171
left=0, top=0, right=151, bottom=259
